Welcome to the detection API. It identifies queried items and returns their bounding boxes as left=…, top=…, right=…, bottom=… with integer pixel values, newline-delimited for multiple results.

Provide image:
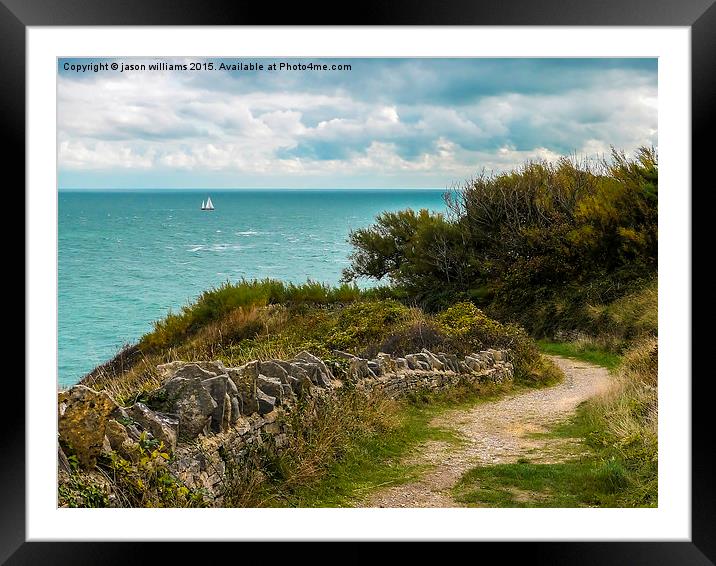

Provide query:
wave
left=189, top=243, right=243, bottom=253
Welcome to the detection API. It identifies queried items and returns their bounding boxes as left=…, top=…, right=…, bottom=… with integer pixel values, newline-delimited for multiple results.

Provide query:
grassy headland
left=72, top=281, right=558, bottom=508
left=82, top=281, right=558, bottom=404
left=73, top=147, right=657, bottom=508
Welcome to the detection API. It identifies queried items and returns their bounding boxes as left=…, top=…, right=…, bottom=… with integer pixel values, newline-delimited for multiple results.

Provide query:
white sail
left=201, top=200, right=205, bottom=209
left=206, top=197, right=214, bottom=210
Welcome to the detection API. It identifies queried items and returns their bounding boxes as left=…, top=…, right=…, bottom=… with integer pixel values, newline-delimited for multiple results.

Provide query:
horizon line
left=58, top=186, right=449, bottom=191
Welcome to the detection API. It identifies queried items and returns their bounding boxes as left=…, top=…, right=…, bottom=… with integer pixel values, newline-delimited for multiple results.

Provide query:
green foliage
left=437, top=302, right=514, bottom=347
left=436, top=302, right=561, bottom=386
left=343, top=209, right=471, bottom=309
left=96, top=434, right=207, bottom=508
left=58, top=473, right=110, bottom=508
left=453, top=456, right=642, bottom=508
left=325, top=300, right=410, bottom=352
left=140, top=279, right=366, bottom=352
left=344, top=148, right=658, bottom=335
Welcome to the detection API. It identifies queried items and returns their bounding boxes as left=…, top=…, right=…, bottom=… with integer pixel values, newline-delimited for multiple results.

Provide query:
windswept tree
left=344, top=147, right=658, bottom=320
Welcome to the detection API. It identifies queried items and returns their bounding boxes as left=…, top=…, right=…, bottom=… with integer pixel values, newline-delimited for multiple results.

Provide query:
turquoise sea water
left=58, top=189, right=447, bottom=387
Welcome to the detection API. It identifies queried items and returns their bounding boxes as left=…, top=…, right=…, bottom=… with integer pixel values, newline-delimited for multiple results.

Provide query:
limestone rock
left=105, top=419, right=141, bottom=461
left=405, top=354, right=419, bottom=370
left=58, top=445, right=73, bottom=477
left=347, top=357, right=376, bottom=381
left=293, top=361, right=331, bottom=388
left=128, top=402, right=178, bottom=451
left=421, top=350, right=445, bottom=371
left=259, top=361, right=289, bottom=383
left=227, top=362, right=259, bottom=416
left=492, top=349, right=507, bottom=362
left=229, top=396, right=241, bottom=424
left=367, top=360, right=382, bottom=376
left=261, top=360, right=301, bottom=395
left=395, top=358, right=408, bottom=370
left=157, top=360, right=223, bottom=382
left=478, top=350, right=495, bottom=364
left=172, top=363, right=217, bottom=381
left=58, top=385, right=118, bottom=469
left=376, top=353, right=397, bottom=374
left=257, top=375, right=283, bottom=403
left=201, top=374, right=237, bottom=432
left=270, top=360, right=312, bottom=394
left=109, top=405, right=142, bottom=440
left=292, top=351, right=333, bottom=384
left=192, top=360, right=227, bottom=376
left=437, top=353, right=459, bottom=373
left=256, top=389, right=277, bottom=414
left=156, top=360, right=189, bottom=380
left=153, top=376, right=218, bottom=441
left=464, top=356, right=483, bottom=372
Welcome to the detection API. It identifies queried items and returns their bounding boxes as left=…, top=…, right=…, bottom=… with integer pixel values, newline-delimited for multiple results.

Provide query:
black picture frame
left=7, top=0, right=708, bottom=562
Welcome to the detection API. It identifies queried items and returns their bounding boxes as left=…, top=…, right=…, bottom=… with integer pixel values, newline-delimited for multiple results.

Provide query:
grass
left=84, top=293, right=558, bottom=404
left=225, top=382, right=509, bottom=508
left=453, top=402, right=652, bottom=508
left=140, top=279, right=370, bottom=352
left=453, top=457, right=631, bottom=507
left=453, top=337, right=657, bottom=508
left=265, top=403, right=457, bottom=507
left=537, top=339, right=622, bottom=371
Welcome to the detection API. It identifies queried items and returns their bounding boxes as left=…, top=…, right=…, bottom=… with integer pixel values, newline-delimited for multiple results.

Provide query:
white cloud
left=57, top=62, right=658, bottom=185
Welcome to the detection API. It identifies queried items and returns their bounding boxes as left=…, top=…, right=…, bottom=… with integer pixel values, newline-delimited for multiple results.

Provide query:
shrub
left=377, top=321, right=449, bottom=357
left=343, top=148, right=658, bottom=332
left=325, top=300, right=410, bottom=353
left=437, top=302, right=561, bottom=385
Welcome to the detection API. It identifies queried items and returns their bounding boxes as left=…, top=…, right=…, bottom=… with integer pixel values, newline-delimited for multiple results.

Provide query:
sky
left=57, top=58, right=657, bottom=189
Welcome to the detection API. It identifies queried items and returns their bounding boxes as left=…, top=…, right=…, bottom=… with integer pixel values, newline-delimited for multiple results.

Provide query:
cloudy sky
left=57, top=58, right=657, bottom=189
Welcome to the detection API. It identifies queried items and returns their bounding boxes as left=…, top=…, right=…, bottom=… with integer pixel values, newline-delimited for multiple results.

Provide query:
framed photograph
left=10, top=0, right=708, bottom=561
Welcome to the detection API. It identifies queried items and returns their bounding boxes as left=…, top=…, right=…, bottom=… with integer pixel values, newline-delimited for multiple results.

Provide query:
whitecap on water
left=202, top=243, right=243, bottom=252
left=235, top=230, right=259, bottom=236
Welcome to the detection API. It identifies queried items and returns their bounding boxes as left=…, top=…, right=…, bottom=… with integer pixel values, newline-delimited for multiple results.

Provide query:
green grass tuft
left=453, top=456, right=640, bottom=508
left=537, top=340, right=622, bottom=371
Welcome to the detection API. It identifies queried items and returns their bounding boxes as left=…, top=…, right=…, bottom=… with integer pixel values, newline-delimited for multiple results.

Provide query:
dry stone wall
left=58, top=348, right=513, bottom=503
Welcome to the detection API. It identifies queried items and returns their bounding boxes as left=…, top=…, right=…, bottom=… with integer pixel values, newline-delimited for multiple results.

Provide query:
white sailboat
left=201, top=196, right=215, bottom=211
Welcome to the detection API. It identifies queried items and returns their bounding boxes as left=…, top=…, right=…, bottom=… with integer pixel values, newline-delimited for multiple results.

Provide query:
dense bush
left=343, top=148, right=658, bottom=335
left=439, top=302, right=561, bottom=384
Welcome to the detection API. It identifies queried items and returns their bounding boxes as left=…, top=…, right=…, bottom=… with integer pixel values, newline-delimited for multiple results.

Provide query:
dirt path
left=363, top=355, right=611, bottom=508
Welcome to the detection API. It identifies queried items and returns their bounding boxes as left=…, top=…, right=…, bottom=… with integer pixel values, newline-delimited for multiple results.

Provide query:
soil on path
left=362, top=355, right=611, bottom=508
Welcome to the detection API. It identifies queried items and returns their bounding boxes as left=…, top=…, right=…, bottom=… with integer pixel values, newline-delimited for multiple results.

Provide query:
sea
left=58, top=189, right=447, bottom=387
